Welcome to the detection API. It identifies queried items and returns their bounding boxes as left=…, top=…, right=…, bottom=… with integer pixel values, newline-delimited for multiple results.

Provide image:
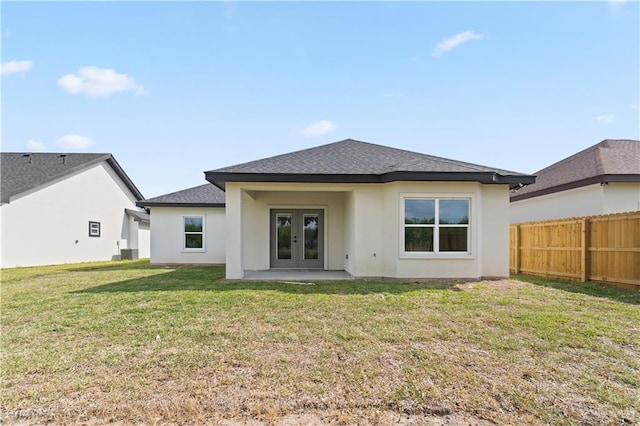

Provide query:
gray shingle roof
left=137, top=183, right=225, bottom=207
left=510, top=139, right=640, bottom=201
left=1, top=152, right=144, bottom=204
left=206, top=139, right=534, bottom=189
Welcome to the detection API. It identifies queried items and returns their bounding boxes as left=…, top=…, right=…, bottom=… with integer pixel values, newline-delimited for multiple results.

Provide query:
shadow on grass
left=68, top=259, right=156, bottom=272
left=1, top=259, right=155, bottom=284
left=513, top=275, right=640, bottom=305
left=74, top=266, right=462, bottom=295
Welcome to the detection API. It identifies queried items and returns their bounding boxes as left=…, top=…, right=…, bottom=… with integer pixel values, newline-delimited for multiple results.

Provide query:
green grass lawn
left=1, top=260, right=639, bottom=425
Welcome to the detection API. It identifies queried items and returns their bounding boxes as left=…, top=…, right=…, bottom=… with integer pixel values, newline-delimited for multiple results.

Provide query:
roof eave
left=510, top=174, right=639, bottom=202
left=136, top=201, right=225, bottom=208
left=205, top=171, right=535, bottom=189
left=106, top=156, right=145, bottom=201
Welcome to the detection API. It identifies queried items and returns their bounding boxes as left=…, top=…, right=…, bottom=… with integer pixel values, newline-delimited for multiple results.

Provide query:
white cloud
left=1, top=60, right=33, bottom=76
left=3, top=29, right=12, bottom=39
left=433, top=30, right=486, bottom=57
left=301, top=120, right=336, bottom=137
left=631, top=104, right=638, bottom=110
left=608, top=0, right=628, bottom=15
left=26, top=139, right=47, bottom=152
left=56, top=134, right=96, bottom=149
left=223, top=2, right=237, bottom=20
left=58, top=66, right=145, bottom=97
left=596, top=114, right=615, bottom=125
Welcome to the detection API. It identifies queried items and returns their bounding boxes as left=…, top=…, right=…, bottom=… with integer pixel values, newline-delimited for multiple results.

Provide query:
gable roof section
left=206, top=139, right=535, bottom=189
left=1, top=152, right=144, bottom=204
left=510, top=139, right=640, bottom=202
left=137, top=183, right=225, bottom=207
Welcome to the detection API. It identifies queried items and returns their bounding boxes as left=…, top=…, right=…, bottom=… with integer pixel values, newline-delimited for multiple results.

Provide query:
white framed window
left=402, top=197, right=470, bottom=256
left=183, top=216, right=205, bottom=251
left=88, top=221, right=101, bottom=237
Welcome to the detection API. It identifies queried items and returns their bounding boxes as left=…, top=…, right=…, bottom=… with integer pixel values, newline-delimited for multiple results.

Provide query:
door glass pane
left=276, top=214, right=292, bottom=259
left=439, top=200, right=469, bottom=224
left=303, top=214, right=319, bottom=259
left=405, top=200, right=435, bottom=224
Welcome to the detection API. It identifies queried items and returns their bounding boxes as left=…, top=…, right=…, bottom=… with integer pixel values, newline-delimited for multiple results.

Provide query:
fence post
left=514, top=224, right=520, bottom=274
left=580, top=218, right=588, bottom=282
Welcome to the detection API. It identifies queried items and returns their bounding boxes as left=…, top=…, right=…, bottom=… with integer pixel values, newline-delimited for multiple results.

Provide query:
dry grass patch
left=1, top=261, right=639, bottom=425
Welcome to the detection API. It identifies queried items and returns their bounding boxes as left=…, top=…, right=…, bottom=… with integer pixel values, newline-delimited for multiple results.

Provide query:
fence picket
left=510, top=211, right=640, bottom=289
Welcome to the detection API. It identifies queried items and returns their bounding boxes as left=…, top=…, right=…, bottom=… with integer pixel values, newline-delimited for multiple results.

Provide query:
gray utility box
left=120, top=249, right=139, bottom=260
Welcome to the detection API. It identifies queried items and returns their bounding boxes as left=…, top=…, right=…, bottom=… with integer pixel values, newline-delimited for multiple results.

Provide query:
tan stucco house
left=199, top=139, right=534, bottom=280
left=137, top=183, right=226, bottom=265
left=510, top=139, right=640, bottom=223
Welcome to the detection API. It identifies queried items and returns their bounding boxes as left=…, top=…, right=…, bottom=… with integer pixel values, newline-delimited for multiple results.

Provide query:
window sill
left=182, top=249, right=206, bottom=253
left=400, top=252, right=474, bottom=260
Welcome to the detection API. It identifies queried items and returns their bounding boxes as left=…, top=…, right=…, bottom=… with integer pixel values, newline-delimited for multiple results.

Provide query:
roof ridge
left=532, top=139, right=640, bottom=175
left=594, top=145, right=607, bottom=175
left=510, top=139, right=640, bottom=201
left=344, top=139, right=525, bottom=175
left=209, top=138, right=523, bottom=175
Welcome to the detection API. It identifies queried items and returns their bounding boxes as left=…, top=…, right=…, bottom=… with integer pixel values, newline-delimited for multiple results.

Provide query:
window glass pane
left=405, top=227, right=434, bottom=252
left=276, top=214, right=292, bottom=260
left=439, top=200, right=469, bottom=224
left=303, top=214, right=319, bottom=260
left=439, top=227, right=467, bottom=251
left=405, top=199, right=435, bottom=224
left=185, top=234, right=203, bottom=249
left=89, top=221, right=101, bottom=237
left=184, top=217, right=203, bottom=232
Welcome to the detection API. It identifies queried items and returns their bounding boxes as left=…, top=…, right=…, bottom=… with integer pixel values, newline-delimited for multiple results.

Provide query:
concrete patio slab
left=242, top=269, right=353, bottom=281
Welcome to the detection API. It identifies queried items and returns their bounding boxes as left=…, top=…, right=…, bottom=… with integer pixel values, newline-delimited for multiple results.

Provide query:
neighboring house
left=202, top=138, right=534, bottom=280
left=1, top=152, right=150, bottom=268
left=510, top=139, right=640, bottom=223
left=137, top=183, right=226, bottom=265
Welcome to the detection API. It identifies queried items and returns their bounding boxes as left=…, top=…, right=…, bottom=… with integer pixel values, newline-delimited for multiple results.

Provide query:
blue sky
left=2, top=1, right=638, bottom=198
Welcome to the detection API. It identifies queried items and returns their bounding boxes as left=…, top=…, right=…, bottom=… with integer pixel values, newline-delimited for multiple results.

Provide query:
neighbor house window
left=403, top=198, right=470, bottom=254
left=88, top=221, right=101, bottom=237
left=183, top=216, right=204, bottom=251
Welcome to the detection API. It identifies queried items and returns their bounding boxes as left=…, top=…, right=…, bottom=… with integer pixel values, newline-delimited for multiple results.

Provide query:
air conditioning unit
left=120, top=249, right=139, bottom=260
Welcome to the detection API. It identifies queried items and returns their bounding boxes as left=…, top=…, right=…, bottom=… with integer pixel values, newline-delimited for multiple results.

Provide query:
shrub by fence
left=510, top=211, right=640, bottom=289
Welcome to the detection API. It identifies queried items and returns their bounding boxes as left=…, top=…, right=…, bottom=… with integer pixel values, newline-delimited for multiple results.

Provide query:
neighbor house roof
left=137, top=183, right=225, bottom=208
left=1, top=152, right=144, bottom=204
left=205, top=139, right=535, bottom=189
left=510, top=139, right=640, bottom=202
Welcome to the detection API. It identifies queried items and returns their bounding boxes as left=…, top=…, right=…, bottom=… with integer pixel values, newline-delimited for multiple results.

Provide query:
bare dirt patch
left=2, top=411, right=496, bottom=426
left=456, top=279, right=528, bottom=291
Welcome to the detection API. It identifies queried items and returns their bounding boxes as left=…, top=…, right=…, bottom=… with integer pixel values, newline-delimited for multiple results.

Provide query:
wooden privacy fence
left=510, top=211, right=640, bottom=289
